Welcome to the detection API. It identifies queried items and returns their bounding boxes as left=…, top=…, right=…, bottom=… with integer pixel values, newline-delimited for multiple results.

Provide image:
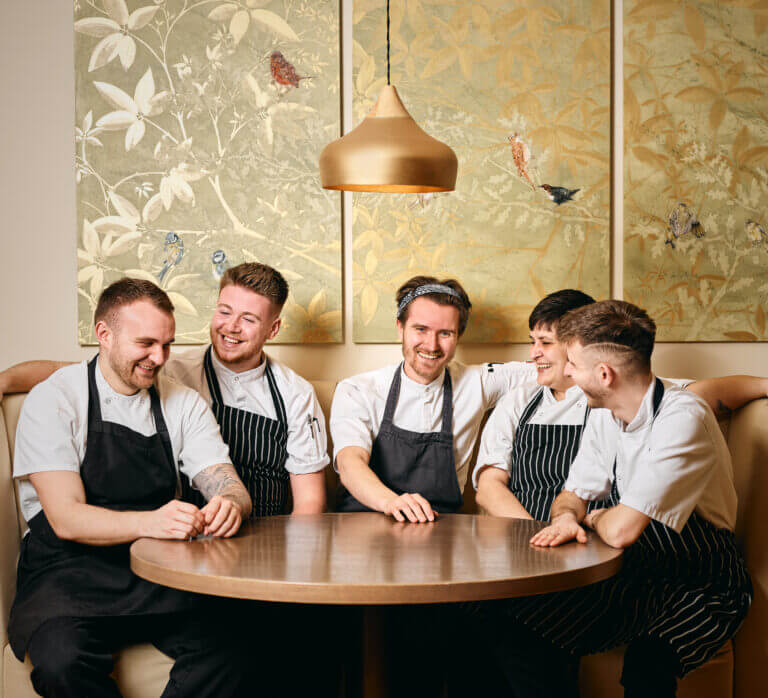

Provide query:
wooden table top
left=130, top=513, right=623, bottom=604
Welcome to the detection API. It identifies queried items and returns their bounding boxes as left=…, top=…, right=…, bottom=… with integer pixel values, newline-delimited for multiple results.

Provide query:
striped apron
left=507, top=379, right=752, bottom=676
left=509, top=388, right=591, bottom=521
left=182, top=347, right=290, bottom=518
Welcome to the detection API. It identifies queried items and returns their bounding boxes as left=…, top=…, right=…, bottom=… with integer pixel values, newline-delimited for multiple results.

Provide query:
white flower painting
left=75, top=0, right=341, bottom=344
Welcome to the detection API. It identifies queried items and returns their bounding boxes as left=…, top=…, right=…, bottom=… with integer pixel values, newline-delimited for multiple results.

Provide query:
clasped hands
left=144, top=496, right=243, bottom=540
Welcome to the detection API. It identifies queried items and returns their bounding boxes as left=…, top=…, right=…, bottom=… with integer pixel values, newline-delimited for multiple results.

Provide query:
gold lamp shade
left=319, top=85, right=458, bottom=192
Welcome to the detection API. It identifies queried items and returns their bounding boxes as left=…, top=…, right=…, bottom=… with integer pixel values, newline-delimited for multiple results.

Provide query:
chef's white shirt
left=14, top=359, right=231, bottom=523
left=330, top=361, right=536, bottom=491
left=472, top=382, right=588, bottom=488
left=163, top=346, right=329, bottom=475
left=564, top=378, right=737, bottom=533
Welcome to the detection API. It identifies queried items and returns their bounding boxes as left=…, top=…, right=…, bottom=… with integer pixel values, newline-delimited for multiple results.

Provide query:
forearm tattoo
left=193, top=464, right=252, bottom=517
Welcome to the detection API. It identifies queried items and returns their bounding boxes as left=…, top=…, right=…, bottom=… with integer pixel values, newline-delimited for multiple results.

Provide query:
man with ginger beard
left=8, top=278, right=251, bottom=697
left=330, top=275, right=535, bottom=696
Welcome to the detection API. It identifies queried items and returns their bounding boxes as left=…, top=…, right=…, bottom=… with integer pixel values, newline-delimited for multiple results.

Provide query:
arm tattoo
left=193, top=464, right=252, bottom=517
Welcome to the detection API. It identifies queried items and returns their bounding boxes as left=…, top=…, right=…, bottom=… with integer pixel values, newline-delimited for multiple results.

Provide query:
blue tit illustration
left=211, top=249, right=230, bottom=281
left=158, top=232, right=184, bottom=281
left=746, top=220, right=767, bottom=247
left=665, top=202, right=704, bottom=250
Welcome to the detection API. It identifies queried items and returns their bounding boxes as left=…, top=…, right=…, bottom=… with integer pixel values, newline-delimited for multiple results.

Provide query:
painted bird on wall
left=665, top=202, right=704, bottom=249
left=507, top=133, right=536, bottom=191
left=270, top=51, right=312, bottom=89
left=158, top=232, right=184, bottom=281
left=746, top=220, right=767, bottom=247
left=212, top=249, right=230, bottom=281
left=540, top=184, right=580, bottom=205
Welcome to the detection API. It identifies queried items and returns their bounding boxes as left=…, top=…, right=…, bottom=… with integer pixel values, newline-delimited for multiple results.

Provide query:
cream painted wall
left=0, top=1, right=764, bottom=381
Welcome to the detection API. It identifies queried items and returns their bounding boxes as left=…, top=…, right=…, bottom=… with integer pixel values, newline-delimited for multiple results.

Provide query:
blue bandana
left=396, top=284, right=464, bottom=318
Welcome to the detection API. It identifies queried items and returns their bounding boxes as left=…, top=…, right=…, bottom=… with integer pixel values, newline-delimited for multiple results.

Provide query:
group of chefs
left=1, top=262, right=761, bottom=698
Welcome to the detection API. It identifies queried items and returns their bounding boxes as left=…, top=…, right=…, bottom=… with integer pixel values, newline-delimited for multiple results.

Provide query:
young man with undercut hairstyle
left=511, top=300, right=753, bottom=698
left=9, top=278, right=251, bottom=697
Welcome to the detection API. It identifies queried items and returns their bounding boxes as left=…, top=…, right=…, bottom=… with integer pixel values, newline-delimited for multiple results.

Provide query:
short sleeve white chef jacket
left=14, top=359, right=231, bottom=523
left=564, top=378, right=737, bottom=533
left=330, top=361, right=536, bottom=491
left=163, top=346, right=329, bottom=475
left=472, top=382, right=587, bottom=488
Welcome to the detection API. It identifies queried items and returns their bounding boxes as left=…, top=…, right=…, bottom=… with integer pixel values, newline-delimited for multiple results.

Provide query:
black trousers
left=27, top=612, right=249, bottom=698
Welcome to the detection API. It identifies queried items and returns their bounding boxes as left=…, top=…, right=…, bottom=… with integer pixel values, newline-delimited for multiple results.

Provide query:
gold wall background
left=3, top=1, right=768, bottom=379
left=624, top=0, right=768, bottom=341
left=351, top=0, right=611, bottom=342
left=74, top=0, right=341, bottom=344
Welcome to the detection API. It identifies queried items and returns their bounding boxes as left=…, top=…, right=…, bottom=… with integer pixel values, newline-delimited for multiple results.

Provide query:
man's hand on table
left=530, top=513, right=588, bottom=547
left=201, top=495, right=243, bottom=538
left=142, top=500, right=205, bottom=540
left=383, top=492, right=436, bottom=523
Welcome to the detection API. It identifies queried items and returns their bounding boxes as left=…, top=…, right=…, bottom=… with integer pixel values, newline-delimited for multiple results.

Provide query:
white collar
left=95, top=357, right=147, bottom=402
left=540, top=383, right=583, bottom=406
left=399, top=363, right=446, bottom=393
left=621, top=375, right=658, bottom=433
left=210, top=346, right=267, bottom=382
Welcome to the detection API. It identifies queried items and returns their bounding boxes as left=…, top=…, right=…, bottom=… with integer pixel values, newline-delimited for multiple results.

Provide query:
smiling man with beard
left=331, top=276, right=535, bottom=521
left=8, top=278, right=251, bottom=698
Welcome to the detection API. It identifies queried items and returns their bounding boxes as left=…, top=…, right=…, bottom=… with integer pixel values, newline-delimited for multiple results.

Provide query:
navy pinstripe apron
left=336, top=365, right=463, bottom=513
left=507, top=378, right=752, bottom=676
left=509, top=388, right=591, bottom=521
left=8, top=357, right=194, bottom=660
left=182, top=347, right=290, bottom=518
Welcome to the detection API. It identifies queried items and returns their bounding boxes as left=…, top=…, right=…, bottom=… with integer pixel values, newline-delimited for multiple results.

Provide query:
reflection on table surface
left=131, top=513, right=622, bottom=604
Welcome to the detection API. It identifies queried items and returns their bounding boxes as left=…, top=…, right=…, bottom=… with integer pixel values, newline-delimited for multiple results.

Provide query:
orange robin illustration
left=508, top=133, right=536, bottom=191
left=270, top=51, right=312, bottom=89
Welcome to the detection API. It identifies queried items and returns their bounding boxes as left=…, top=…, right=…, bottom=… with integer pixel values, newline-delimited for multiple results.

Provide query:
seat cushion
left=580, top=641, right=733, bottom=698
left=3, top=642, right=172, bottom=697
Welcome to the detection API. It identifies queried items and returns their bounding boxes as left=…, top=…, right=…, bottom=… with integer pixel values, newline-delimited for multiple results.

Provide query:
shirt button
left=105, top=398, right=111, bottom=405
left=233, top=377, right=239, bottom=382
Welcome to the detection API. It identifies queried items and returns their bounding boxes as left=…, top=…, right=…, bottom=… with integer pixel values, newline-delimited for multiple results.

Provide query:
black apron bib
left=336, top=365, right=463, bottom=514
left=509, top=388, right=591, bottom=521
left=9, top=357, right=194, bottom=660
left=181, top=347, right=289, bottom=518
left=509, top=379, right=752, bottom=676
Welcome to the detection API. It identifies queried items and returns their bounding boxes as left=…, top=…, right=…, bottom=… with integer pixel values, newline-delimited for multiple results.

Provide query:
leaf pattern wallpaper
left=624, top=0, right=768, bottom=341
left=75, top=0, right=341, bottom=344
left=352, top=0, right=611, bottom=342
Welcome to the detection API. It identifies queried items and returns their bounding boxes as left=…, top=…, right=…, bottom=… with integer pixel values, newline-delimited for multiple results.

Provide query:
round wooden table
left=131, top=512, right=621, bottom=603
left=132, top=513, right=622, bottom=698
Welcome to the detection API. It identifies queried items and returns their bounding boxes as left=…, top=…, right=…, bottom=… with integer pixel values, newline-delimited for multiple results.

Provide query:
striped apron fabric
left=181, top=347, right=290, bottom=518
left=509, top=388, right=591, bottom=521
left=505, top=379, right=752, bottom=676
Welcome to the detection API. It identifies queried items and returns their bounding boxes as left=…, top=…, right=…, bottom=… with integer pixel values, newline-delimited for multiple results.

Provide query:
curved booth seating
left=0, top=387, right=765, bottom=698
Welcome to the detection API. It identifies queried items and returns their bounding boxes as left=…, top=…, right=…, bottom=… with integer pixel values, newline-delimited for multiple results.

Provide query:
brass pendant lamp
left=319, top=0, right=458, bottom=192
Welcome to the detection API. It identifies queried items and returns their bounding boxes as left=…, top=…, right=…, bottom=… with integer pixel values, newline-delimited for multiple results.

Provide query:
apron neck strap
left=382, top=364, right=452, bottom=434
left=87, top=356, right=103, bottom=425
left=264, top=358, right=287, bottom=426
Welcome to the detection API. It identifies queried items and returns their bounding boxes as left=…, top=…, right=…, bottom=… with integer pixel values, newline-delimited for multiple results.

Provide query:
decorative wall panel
left=352, top=0, right=610, bottom=342
left=75, top=0, right=341, bottom=343
left=624, top=0, right=768, bottom=341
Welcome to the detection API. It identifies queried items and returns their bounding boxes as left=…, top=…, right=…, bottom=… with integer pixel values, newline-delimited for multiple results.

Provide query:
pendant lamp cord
left=386, top=0, right=391, bottom=85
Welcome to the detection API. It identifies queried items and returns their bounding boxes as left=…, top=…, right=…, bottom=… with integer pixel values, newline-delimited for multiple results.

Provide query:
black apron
left=9, top=357, right=194, bottom=660
left=182, top=346, right=290, bottom=518
left=336, top=364, right=463, bottom=513
left=509, top=388, right=591, bottom=521
left=509, top=378, right=753, bottom=676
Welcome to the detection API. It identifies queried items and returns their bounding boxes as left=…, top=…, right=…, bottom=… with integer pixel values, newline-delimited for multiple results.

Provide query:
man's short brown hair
left=220, top=263, right=289, bottom=310
left=94, top=277, right=174, bottom=327
left=556, top=300, right=656, bottom=371
left=396, top=275, right=472, bottom=335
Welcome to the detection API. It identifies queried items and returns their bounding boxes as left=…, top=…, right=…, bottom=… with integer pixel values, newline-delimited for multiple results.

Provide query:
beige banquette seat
left=0, top=383, right=766, bottom=697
